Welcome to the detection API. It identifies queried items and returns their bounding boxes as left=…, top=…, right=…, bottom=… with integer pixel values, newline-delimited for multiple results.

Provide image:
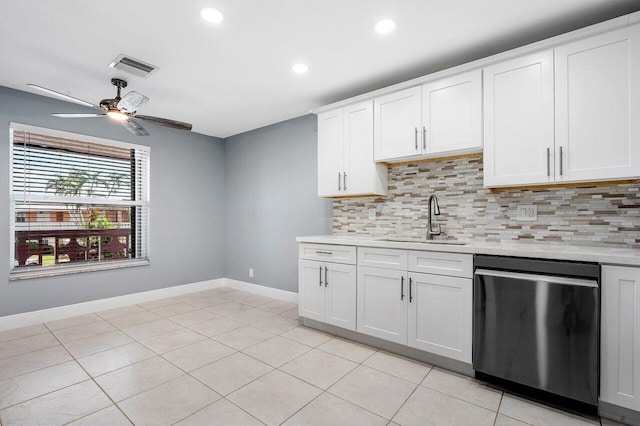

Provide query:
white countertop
left=296, top=235, right=640, bottom=266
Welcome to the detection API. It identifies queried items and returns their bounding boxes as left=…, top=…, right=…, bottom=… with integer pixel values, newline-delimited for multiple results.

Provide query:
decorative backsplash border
left=332, top=155, right=640, bottom=248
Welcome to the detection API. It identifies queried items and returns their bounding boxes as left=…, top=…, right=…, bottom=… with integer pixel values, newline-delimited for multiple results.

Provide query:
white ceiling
left=2, top=0, right=639, bottom=138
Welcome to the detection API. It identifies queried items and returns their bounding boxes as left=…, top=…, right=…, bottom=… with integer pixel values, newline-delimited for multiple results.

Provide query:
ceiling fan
left=27, top=78, right=193, bottom=136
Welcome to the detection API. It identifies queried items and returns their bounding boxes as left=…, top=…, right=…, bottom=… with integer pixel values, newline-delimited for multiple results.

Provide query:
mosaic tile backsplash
left=333, top=155, right=640, bottom=248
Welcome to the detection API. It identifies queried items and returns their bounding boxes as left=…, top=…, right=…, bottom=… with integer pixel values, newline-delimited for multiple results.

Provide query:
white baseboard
left=0, top=278, right=225, bottom=332
left=223, top=278, right=298, bottom=303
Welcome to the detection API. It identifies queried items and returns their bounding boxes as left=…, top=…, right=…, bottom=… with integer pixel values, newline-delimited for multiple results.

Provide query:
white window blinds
left=10, top=123, right=150, bottom=274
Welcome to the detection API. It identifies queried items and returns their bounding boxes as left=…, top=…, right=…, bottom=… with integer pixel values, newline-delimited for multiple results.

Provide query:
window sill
left=9, top=259, right=150, bottom=281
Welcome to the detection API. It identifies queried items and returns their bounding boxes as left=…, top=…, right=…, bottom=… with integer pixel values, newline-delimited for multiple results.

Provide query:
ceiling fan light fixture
left=375, top=18, right=397, bottom=34
left=107, top=110, right=128, bottom=121
left=201, top=7, right=224, bottom=24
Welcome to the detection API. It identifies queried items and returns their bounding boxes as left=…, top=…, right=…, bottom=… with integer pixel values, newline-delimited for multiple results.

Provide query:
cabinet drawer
left=408, top=251, right=472, bottom=278
left=358, top=247, right=408, bottom=270
left=299, top=244, right=356, bottom=264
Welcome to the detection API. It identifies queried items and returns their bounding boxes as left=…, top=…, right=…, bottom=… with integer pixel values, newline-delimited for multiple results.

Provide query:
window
left=10, top=123, right=150, bottom=276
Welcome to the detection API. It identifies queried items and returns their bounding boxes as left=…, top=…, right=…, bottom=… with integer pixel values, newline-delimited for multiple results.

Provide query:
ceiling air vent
left=108, top=54, right=158, bottom=78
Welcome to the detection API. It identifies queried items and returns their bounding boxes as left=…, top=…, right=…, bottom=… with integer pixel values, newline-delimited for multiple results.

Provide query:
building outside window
left=10, top=123, right=150, bottom=276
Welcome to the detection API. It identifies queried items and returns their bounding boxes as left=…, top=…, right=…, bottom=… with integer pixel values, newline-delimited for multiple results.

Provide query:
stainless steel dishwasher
left=473, top=255, right=600, bottom=407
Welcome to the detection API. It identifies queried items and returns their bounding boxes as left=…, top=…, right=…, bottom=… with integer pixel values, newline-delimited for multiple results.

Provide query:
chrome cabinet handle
left=409, top=277, right=413, bottom=302
left=422, top=126, right=426, bottom=150
left=319, top=265, right=323, bottom=286
left=546, top=147, right=550, bottom=177
left=324, top=266, right=328, bottom=287
left=414, top=127, right=418, bottom=150
left=343, top=173, right=347, bottom=192
left=559, top=146, right=563, bottom=176
left=315, top=251, right=333, bottom=255
left=401, top=276, right=405, bottom=301
left=338, top=172, right=342, bottom=191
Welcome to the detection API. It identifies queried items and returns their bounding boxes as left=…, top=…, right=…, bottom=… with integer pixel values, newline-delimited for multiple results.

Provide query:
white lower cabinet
left=298, top=259, right=356, bottom=331
left=407, top=272, right=472, bottom=362
left=357, top=266, right=408, bottom=344
left=355, top=247, right=473, bottom=363
left=601, top=265, right=640, bottom=411
left=300, top=244, right=473, bottom=364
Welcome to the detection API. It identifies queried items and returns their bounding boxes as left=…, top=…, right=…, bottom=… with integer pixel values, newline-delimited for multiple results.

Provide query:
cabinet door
left=601, top=265, right=640, bottom=410
left=555, top=25, right=640, bottom=183
left=483, top=51, right=555, bottom=187
left=422, top=70, right=482, bottom=155
left=407, top=272, right=472, bottom=363
left=317, top=109, right=344, bottom=196
left=374, top=86, right=422, bottom=162
left=324, top=263, right=357, bottom=330
left=298, top=260, right=325, bottom=322
left=357, top=266, right=408, bottom=344
left=343, top=101, right=385, bottom=196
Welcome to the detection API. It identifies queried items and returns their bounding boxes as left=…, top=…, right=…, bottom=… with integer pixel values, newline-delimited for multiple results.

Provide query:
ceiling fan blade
left=27, top=84, right=102, bottom=110
left=121, top=118, right=149, bottom=136
left=117, top=91, right=149, bottom=113
left=52, top=113, right=105, bottom=118
left=134, top=115, right=193, bottom=131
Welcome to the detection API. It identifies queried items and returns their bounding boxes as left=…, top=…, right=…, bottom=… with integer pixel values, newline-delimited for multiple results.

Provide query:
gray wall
left=0, top=86, right=226, bottom=316
left=224, top=115, right=332, bottom=293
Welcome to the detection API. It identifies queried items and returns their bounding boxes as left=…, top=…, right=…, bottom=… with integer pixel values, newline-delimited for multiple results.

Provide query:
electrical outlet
left=368, top=209, right=376, bottom=220
left=516, top=205, right=537, bottom=221
left=249, top=268, right=254, bottom=278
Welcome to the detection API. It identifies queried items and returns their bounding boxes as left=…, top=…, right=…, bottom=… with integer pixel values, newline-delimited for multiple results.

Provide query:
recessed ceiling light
left=291, top=63, right=309, bottom=74
left=201, top=7, right=224, bottom=24
left=375, top=18, right=397, bottom=34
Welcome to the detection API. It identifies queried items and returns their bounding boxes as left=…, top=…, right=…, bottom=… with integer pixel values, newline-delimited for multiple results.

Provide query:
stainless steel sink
left=375, top=238, right=468, bottom=246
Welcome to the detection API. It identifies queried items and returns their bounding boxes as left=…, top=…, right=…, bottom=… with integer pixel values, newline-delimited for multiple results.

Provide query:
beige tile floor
left=0, top=287, right=620, bottom=425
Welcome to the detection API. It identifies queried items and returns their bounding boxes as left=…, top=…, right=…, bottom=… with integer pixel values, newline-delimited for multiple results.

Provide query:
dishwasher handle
left=474, top=268, right=598, bottom=288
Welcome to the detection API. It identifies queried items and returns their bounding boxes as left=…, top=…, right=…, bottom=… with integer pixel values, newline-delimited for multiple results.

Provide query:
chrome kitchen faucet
left=427, top=194, right=441, bottom=240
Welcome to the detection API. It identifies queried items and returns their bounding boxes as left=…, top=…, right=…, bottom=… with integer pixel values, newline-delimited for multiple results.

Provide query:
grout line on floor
left=492, top=389, right=505, bottom=425
left=41, top=326, right=136, bottom=425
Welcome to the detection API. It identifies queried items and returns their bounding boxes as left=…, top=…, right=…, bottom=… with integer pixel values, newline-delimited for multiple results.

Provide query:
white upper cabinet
left=374, top=72, right=482, bottom=163
left=317, top=101, right=387, bottom=197
left=483, top=51, right=555, bottom=187
left=317, top=109, right=343, bottom=197
left=374, top=86, right=422, bottom=161
left=555, top=25, right=640, bottom=183
left=484, top=24, right=640, bottom=188
left=422, top=70, right=483, bottom=155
